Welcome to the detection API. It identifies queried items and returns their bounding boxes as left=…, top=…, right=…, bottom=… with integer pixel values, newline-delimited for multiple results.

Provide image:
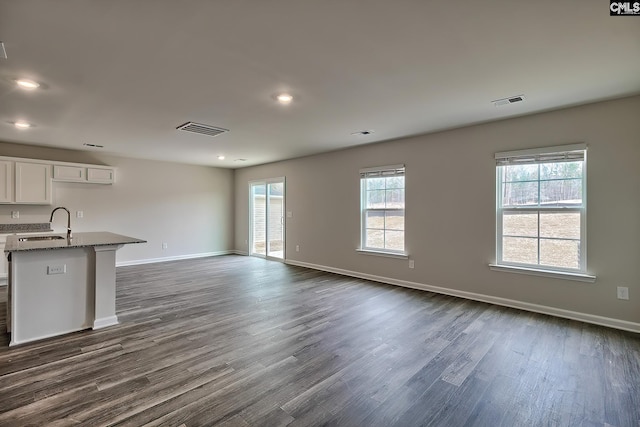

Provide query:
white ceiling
left=1, top=1, right=639, bottom=168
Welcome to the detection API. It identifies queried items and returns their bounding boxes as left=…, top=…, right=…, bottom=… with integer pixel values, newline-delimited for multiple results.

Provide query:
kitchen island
left=4, top=232, right=146, bottom=346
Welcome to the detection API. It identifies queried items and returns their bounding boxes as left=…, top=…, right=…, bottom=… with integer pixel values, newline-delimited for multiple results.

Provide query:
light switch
left=76, top=211, right=84, bottom=218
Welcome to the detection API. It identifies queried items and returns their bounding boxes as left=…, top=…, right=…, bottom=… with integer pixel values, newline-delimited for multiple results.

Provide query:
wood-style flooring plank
left=0, top=255, right=638, bottom=426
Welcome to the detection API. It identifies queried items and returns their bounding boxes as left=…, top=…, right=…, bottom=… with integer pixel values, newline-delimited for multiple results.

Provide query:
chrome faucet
left=50, top=207, right=72, bottom=240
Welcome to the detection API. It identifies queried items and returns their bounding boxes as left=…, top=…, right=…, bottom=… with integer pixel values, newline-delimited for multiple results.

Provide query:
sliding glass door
left=250, top=178, right=285, bottom=260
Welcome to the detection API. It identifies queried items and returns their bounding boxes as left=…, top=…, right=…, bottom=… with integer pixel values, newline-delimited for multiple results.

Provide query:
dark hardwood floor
left=0, top=255, right=638, bottom=426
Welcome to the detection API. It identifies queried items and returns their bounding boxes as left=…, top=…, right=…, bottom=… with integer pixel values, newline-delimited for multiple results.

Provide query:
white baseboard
left=116, top=251, right=234, bottom=267
left=285, top=259, right=640, bottom=334
left=93, top=316, right=119, bottom=329
left=233, top=250, right=249, bottom=256
left=10, top=325, right=91, bottom=347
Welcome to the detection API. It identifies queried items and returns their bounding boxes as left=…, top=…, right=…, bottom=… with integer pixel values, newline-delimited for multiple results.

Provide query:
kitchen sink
left=18, top=235, right=65, bottom=242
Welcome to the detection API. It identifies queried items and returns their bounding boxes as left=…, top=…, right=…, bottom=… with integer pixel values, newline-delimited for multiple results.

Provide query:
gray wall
left=0, top=143, right=234, bottom=263
left=234, top=95, right=640, bottom=326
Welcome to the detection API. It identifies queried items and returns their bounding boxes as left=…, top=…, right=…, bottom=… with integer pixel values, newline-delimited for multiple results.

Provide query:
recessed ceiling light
left=276, top=93, right=293, bottom=104
left=14, top=121, right=33, bottom=129
left=217, top=155, right=225, bottom=160
left=16, top=79, right=40, bottom=90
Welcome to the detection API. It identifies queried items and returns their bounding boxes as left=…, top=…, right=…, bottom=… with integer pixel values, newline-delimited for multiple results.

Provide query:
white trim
left=284, top=259, right=639, bottom=333
left=489, top=264, right=596, bottom=282
left=233, top=250, right=249, bottom=256
left=356, top=249, right=409, bottom=259
left=495, top=143, right=586, bottom=159
left=9, top=325, right=90, bottom=347
left=361, top=165, right=406, bottom=254
left=495, top=146, right=588, bottom=274
left=360, top=164, right=405, bottom=174
left=116, top=251, right=234, bottom=267
left=93, top=315, right=119, bottom=329
left=248, top=177, right=286, bottom=260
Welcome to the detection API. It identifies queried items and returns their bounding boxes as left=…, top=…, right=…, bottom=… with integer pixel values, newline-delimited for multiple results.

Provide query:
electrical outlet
left=617, top=286, right=629, bottom=300
left=287, top=211, right=293, bottom=218
left=47, top=264, right=66, bottom=275
left=11, top=211, right=19, bottom=219
left=296, top=245, right=300, bottom=252
left=76, top=210, right=84, bottom=218
left=409, top=259, right=415, bottom=269
left=162, top=242, right=168, bottom=250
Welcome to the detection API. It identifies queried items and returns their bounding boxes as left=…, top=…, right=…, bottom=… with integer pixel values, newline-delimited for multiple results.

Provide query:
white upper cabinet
left=87, top=167, right=114, bottom=184
left=14, top=162, right=52, bottom=204
left=0, top=160, right=13, bottom=203
left=0, top=156, right=115, bottom=204
left=53, top=165, right=86, bottom=182
left=53, top=164, right=115, bottom=184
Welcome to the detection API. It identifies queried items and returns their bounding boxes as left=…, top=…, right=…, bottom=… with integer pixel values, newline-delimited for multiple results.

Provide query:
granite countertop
left=5, top=232, right=146, bottom=252
left=0, top=223, right=53, bottom=234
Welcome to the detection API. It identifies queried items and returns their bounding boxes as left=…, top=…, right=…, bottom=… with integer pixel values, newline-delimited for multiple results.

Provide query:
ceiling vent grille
left=492, top=95, right=525, bottom=107
left=176, top=122, right=229, bottom=138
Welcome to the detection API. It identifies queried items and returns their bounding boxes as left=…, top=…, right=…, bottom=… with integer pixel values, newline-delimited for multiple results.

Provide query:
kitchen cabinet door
left=53, top=165, right=86, bottom=182
left=15, top=162, right=52, bottom=204
left=0, top=161, right=13, bottom=203
left=87, top=167, right=115, bottom=184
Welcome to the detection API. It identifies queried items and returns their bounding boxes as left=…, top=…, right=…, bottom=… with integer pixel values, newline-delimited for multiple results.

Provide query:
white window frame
left=358, top=164, right=407, bottom=258
left=492, top=144, right=595, bottom=281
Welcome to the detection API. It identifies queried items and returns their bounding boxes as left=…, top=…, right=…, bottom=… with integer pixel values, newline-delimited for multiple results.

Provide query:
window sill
left=489, top=264, right=596, bottom=283
left=357, top=249, right=409, bottom=259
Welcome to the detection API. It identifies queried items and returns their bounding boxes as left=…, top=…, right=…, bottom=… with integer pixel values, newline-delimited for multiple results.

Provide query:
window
left=360, top=165, right=405, bottom=254
left=495, top=144, right=587, bottom=273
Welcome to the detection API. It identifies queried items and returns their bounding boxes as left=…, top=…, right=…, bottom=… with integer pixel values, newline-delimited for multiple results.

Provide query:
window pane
left=502, top=237, right=538, bottom=264
left=366, top=177, right=385, bottom=190
left=362, top=168, right=405, bottom=254
left=385, top=230, right=404, bottom=251
left=503, top=182, right=538, bottom=206
left=269, top=182, right=284, bottom=196
left=385, top=189, right=404, bottom=209
left=540, top=239, right=580, bottom=269
left=385, top=176, right=404, bottom=189
left=504, top=164, right=538, bottom=182
left=540, top=212, right=580, bottom=239
left=503, top=212, right=538, bottom=237
left=366, top=229, right=384, bottom=249
left=366, top=190, right=385, bottom=209
left=540, top=179, right=582, bottom=205
left=385, top=210, right=404, bottom=231
left=366, top=211, right=385, bottom=229
left=539, top=161, right=582, bottom=180
left=497, top=155, right=585, bottom=271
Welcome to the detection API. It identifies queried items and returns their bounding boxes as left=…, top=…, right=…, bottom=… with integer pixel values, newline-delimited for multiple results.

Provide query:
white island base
left=5, top=232, right=145, bottom=346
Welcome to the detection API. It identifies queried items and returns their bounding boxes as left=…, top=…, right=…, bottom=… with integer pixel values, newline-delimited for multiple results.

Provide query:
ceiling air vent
left=492, top=95, right=525, bottom=107
left=176, top=121, right=229, bottom=138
